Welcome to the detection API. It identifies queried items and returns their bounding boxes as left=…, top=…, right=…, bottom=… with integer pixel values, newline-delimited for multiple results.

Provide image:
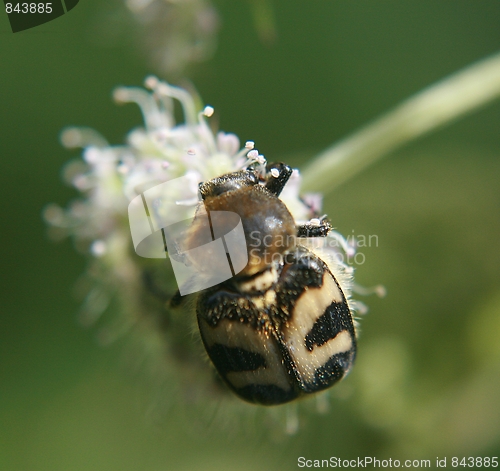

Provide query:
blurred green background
left=1, top=1, right=500, bottom=469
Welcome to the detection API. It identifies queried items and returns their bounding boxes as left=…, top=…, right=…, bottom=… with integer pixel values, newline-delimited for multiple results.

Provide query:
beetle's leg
left=264, top=162, right=293, bottom=196
left=296, top=218, right=332, bottom=238
left=142, top=270, right=187, bottom=308
left=169, top=289, right=185, bottom=307
left=142, top=270, right=170, bottom=301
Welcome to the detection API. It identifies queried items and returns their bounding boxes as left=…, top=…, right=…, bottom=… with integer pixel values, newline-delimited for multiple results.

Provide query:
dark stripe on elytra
left=207, top=344, right=266, bottom=376
left=236, top=383, right=299, bottom=406
left=304, top=301, right=354, bottom=351
left=302, top=350, right=356, bottom=393
left=274, top=248, right=326, bottom=320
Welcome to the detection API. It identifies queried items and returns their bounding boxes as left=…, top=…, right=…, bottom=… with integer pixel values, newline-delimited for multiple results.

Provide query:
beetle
left=177, top=161, right=357, bottom=405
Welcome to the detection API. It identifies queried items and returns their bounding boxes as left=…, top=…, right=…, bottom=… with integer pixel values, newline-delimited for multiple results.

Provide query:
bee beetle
left=179, top=162, right=357, bottom=405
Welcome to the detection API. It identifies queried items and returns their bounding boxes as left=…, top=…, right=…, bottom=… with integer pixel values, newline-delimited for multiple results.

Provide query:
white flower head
left=45, top=77, right=329, bottom=395
left=44, top=78, right=368, bottom=433
left=47, top=77, right=319, bottom=252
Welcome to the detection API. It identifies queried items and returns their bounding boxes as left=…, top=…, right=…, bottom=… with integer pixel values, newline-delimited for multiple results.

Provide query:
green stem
left=302, top=52, right=500, bottom=195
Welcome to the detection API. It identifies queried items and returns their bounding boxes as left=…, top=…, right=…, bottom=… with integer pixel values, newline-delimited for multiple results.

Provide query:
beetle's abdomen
left=196, top=247, right=357, bottom=405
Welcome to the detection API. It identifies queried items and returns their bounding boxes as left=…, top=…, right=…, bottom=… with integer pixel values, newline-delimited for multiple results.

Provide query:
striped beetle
left=176, top=161, right=357, bottom=405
